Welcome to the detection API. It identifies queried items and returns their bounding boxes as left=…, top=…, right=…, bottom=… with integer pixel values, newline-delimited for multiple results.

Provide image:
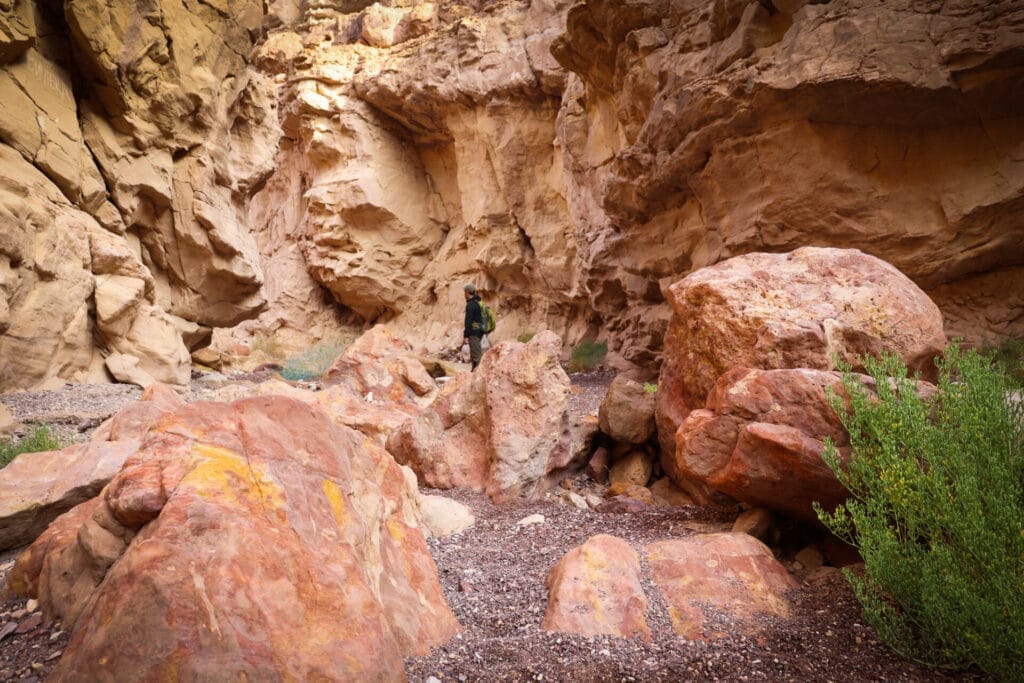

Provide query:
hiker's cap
left=464, top=284, right=477, bottom=295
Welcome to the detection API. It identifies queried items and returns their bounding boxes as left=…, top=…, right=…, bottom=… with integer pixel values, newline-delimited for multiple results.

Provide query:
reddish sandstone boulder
left=598, top=376, right=656, bottom=444
left=322, top=324, right=438, bottom=405
left=387, top=332, right=597, bottom=502
left=542, top=534, right=650, bottom=641
left=89, top=383, right=182, bottom=442
left=646, top=533, right=797, bottom=640
left=672, top=367, right=853, bottom=517
left=657, top=248, right=946, bottom=489
left=8, top=396, right=458, bottom=680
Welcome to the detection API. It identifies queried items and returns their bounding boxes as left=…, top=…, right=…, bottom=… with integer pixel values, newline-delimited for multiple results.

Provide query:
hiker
left=463, top=283, right=484, bottom=370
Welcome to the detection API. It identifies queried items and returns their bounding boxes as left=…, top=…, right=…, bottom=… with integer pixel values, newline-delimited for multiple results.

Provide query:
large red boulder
left=657, top=247, right=946, bottom=492
left=387, top=331, right=597, bottom=502
left=672, top=367, right=855, bottom=518
left=7, top=396, right=458, bottom=680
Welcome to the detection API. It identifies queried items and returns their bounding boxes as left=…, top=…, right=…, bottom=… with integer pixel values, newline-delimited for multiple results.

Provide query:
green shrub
left=0, top=424, right=63, bottom=469
left=643, top=382, right=658, bottom=395
left=280, top=340, right=347, bottom=382
left=815, top=345, right=1023, bottom=678
left=517, top=331, right=536, bottom=344
left=567, top=339, right=608, bottom=372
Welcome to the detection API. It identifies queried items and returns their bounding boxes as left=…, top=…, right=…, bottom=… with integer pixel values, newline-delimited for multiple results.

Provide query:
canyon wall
left=1, top=0, right=1021, bottom=390
left=230, top=0, right=1023, bottom=372
left=0, top=0, right=277, bottom=390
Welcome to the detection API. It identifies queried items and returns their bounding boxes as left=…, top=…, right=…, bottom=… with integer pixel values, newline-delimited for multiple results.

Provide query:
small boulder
left=598, top=376, right=656, bottom=444
left=650, top=477, right=694, bottom=507
left=732, top=508, right=773, bottom=542
left=584, top=446, right=610, bottom=483
left=646, top=533, right=797, bottom=640
left=608, top=448, right=654, bottom=488
left=542, top=535, right=650, bottom=640
left=605, top=483, right=655, bottom=506
left=418, top=494, right=475, bottom=538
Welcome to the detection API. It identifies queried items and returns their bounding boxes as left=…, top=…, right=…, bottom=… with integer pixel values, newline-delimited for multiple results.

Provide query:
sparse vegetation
left=517, top=332, right=536, bottom=344
left=643, top=382, right=658, bottom=395
left=815, top=345, right=1024, bottom=679
left=983, top=336, right=1024, bottom=388
left=280, top=340, right=347, bottom=382
left=0, top=424, right=63, bottom=469
left=251, top=333, right=286, bottom=359
left=568, top=339, right=608, bottom=372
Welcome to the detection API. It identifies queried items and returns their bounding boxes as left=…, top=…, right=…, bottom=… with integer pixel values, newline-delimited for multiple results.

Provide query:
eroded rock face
left=554, top=0, right=1024, bottom=363
left=0, top=0, right=278, bottom=390
left=656, top=248, right=946, bottom=468
left=8, top=396, right=458, bottom=679
left=387, top=331, right=597, bottom=502
left=216, top=0, right=596, bottom=363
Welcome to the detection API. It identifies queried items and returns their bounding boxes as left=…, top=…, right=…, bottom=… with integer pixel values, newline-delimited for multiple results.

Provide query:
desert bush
left=568, top=339, right=608, bottom=372
left=0, top=424, right=63, bottom=469
left=280, top=340, right=347, bottom=382
left=815, top=345, right=1024, bottom=678
left=643, top=382, right=658, bottom=395
left=517, top=331, right=536, bottom=344
left=251, top=333, right=285, bottom=358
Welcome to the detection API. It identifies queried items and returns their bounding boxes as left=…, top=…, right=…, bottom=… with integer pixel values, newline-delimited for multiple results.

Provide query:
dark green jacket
left=464, top=295, right=483, bottom=338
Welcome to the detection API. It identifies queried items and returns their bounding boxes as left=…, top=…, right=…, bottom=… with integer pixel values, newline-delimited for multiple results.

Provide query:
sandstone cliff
left=0, top=0, right=277, bottom=390
left=2, top=0, right=1021, bottom=390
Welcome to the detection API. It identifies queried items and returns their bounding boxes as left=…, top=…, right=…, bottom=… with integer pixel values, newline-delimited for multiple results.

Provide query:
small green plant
left=815, top=344, right=1023, bottom=679
left=517, top=331, right=536, bottom=344
left=643, top=382, right=658, bottom=395
left=280, top=340, right=347, bottom=382
left=567, top=339, right=608, bottom=372
left=0, top=424, right=63, bottom=469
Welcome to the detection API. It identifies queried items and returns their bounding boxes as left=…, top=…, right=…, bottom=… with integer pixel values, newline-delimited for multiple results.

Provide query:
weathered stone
left=649, top=477, right=694, bottom=508
left=323, top=325, right=437, bottom=406
left=542, top=534, right=650, bottom=641
left=0, top=441, right=137, bottom=552
left=554, top=0, right=1024, bottom=366
left=418, top=494, right=476, bottom=539
left=0, top=404, right=18, bottom=436
left=646, top=533, right=797, bottom=640
left=657, top=248, right=946, bottom=484
left=604, top=483, right=654, bottom=506
left=732, top=508, right=773, bottom=543
left=584, top=445, right=610, bottom=484
left=608, top=448, right=654, bottom=489
left=599, top=376, right=656, bottom=444
left=11, top=396, right=458, bottom=679
left=388, top=332, right=594, bottom=502
left=671, top=366, right=936, bottom=518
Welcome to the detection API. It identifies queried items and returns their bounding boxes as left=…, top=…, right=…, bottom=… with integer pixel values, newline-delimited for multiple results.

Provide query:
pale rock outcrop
left=0, top=0, right=278, bottom=390
left=553, top=0, right=1024, bottom=363
left=646, top=533, right=797, bottom=640
left=8, top=396, right=459, bottom=679
left=323, top=325, right=438, bottom=406
left=542, top=534, right=650, bottom=641
left=387, top=331, right=597, bottom=502
left=217, top=0, right=596, bottom=363
left=656, top=248, right=946, bottom=472
left=598, top=375, right=656, bottom=444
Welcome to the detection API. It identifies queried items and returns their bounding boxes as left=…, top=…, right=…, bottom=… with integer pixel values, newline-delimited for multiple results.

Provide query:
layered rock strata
left=0, top=0, right=277, bottom=390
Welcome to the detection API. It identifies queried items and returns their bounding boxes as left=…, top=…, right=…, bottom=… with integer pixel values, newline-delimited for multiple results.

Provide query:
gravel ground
left=0, top=370, right=985, bottom=681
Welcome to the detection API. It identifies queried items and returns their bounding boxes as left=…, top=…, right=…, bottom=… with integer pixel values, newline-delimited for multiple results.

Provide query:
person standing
left=463, top=284, right=484, bottom=370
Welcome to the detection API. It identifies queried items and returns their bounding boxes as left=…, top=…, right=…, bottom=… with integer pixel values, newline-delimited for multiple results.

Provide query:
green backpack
left=479, top=301, right=497, bottom=334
